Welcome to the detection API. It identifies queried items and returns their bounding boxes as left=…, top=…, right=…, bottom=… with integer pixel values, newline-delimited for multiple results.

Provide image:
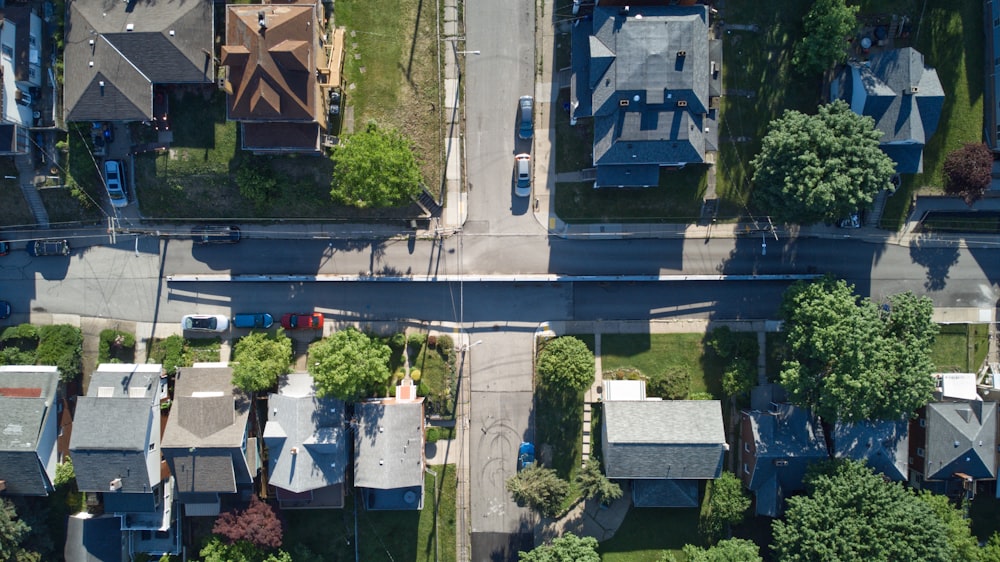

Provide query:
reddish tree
left=211, top=496, right=284, bottom=550
left=943, top=142, right=993, bottom=205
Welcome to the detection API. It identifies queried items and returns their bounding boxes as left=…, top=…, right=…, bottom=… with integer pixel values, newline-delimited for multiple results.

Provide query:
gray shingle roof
left=602, top=400, right=726, bottom=479
left=63, top=0, right=214, bottom=122
left=264, top=374, right=347, bottom=495
left=161, top=366, right=252, bottom=496
left=64, top=514, right=124, bottom=562
left=836, top=47, right=944, bottom=173
left=0, top=366, right=59, bottom=495
left=925, top=401, right=997, bottom=480
left=573, top=4, right=712, bottom=186
left=354, top=399, right=425, bottom=490
left=832, top=419, right=909, bottom=481
left=70, top=364, right=161, bottom=494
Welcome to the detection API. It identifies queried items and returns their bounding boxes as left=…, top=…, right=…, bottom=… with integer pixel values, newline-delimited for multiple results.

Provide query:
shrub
left=36, top=325, right=83, bottom=382
left=426, top=427, right=440, bottom=443
left=408, top=333, right=427, bottom=348
left=0, top=347, right=36, bottom=366
left=54, top=458, right=75, bottom=488
left=149, top=335, right=185, bottom=374
left=537, top=336, right=595, bottom=392
left=603, top=367, right=643, bottom=380
left=1, top=324, right=39, bottom=343
left=409, top=368, right=421, bottom=381
left=427, top=334, right=438, bottom=349
left=98, top=329, right=136, bottom=364
left=649, top=368, right=690, bottom=399
left=723, top=358, right=757, bottom=398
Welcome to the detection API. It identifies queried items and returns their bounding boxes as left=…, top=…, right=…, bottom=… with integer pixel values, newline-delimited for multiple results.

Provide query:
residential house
left=0, top=365, right=60, bottom=495
left=63, top=0, right=214, bottom=123
left=161, top=364, right=256, bottom=517
left=831, top=419, right=909, bottom=481
left=740, top=403, right=829, bottom=517
left=985, top=0, right=1000, bottom=152
left=264, top=373, right=347, bottom=509
left=69, top=363, right=179, bottom=558
left=908, top=400, right=998, bottom=497
left=570, top=3, right=720, bottom=187
left=830, top=47, right=944, bottom=173
left=0, top=4, right=43, bottom=154
left=602, top=399, right=727, bottom=507
left=354, top=380, right=425, bottom=510
left=221, top=0, right=330, bottom=154
left=64, top=513, right=128, bottom=562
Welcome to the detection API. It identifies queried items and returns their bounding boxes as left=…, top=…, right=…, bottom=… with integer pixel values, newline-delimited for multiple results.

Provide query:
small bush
left=388, top=333, right=407, bottom=352
left=149, top=335, right=185, bottom=373
left=36, top=325, right=83, bottom=382
left=408, top=333, right=427, bottom=348
left=98, top=329, right=136, bottom=364
left=410, top=368, right=422, bottom=381
left=649, top=368, right=690, bottom=399
left=426, top=427, right=440, bottom=443
left=0, top=347, right=36, bottom=366
left=603, top=367, right=643, bottom=380
left=1, top=323, right=39, bottom=343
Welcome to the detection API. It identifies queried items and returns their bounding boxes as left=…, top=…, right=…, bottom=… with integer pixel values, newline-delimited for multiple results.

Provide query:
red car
left=280, top=313, right=324, bottom=330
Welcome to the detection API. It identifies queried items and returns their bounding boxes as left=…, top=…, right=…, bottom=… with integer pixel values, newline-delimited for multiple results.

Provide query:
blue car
left=518, top=442, right=535, bottom=471
left=232, top=313, right=274, bottom=329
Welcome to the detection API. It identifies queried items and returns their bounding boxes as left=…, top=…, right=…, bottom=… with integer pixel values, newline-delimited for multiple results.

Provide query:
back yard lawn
left=553, top=166, right=707, bottom=224
left=930, top=323, right=990, bottom=373
left=599, top=507, right=702, bottom=561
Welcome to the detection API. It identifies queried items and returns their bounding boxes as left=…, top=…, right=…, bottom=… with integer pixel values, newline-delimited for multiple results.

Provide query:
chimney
left=677, top=51, right=687, bottom=57
left=676, top=100, right=688, bottom=107
left=258, top=11, right=268, bottom=31
left=109, top=478, right=123, bottom=491
left=290, top=447, right=298, bottom=455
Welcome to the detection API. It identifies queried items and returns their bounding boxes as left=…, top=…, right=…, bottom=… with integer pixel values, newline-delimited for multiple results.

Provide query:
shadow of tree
left=908, top=235, right=959, bottom=291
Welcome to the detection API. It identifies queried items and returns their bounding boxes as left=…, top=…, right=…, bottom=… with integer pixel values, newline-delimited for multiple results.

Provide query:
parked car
left=27, top=239, right=70, bottom=257
left=518, top=95, right=534, bottom=139
left=0, top=300, right=10, bottom=320
left=514, top=153, right=531, bottom=198
left=103, top=159, right=128, bottom=208
left=517, top=442, right=535, bottom=471
left=280, top=313, right=324, bottom=330
left=0, top=240, right=8, bottom=256
left=232, top=313, right=274, bottom=329
left=837, top=213, right=861, bottom=229
left=192, top=225, right=241, bottom=244
left=181, top=314, right=229, bottom=332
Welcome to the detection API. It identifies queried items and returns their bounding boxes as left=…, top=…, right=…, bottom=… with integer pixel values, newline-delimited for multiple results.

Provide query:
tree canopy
left=575, top=462, right=622, bottom=505
left=330, top=122, right=423, bottom=208
left=200, top=538, right=293, bottom=562
left=779, top=276, right=937, bottom=422
left=772, top=460, right=953, bottom=561
left=944, top=142, right=993, bottom=205
left=536, top=336, right=595, bottom=392
left=700, top=472, right=751, bottom=542
left=751, top=101, right=896, bottom=225
left=212, top=496, right=284, bottom=550
left=506, top=464, right=571, bottom=518
left=35, top=324, right=83, bottom=382
left=307, top=328, right=392, bottom=401
left=231, top=330, right=293, bottom=393
left=519, top=533, right=600, bottom=562
left=681, top=539, right=762, bottom=562
left=792, top=0, right=859, bottom=75
left=0, top=498, right=29, bottom=561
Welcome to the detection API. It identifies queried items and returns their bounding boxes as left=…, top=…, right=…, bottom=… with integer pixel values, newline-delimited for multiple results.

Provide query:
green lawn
left=410, top=335, right=456, bottom=418
left=600, top=333, right=729, bottom=398
left=284, top=464, right=456, bottom=561
left=554, top=90, right=595, bottom=174
left=554, top=166, right=707, bottom=224
left=599, top=507, right=702, bottom=561
left=930, top=323, right=991, bottom=372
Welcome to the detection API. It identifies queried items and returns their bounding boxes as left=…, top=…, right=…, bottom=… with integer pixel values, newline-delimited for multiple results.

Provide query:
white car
left=514, top=153, right=531, bottom=198
left=182, top=314, right=229, bottom=332
left=104, top=160, right=128, bottom=208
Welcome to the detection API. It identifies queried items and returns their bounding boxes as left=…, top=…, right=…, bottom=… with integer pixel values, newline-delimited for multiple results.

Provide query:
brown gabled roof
left=224, top=2, right=322, bottom=123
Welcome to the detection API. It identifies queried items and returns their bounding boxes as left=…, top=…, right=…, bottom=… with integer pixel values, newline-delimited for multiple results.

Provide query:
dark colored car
left=27, top=239, right=70, bottom=257
left=518, top=442, right=535, bottom=471
left=0, top=240, right=8, bottom=256
left=233, top=313, right=274, bottom=329
left=280, top=313, right=324, bottom=330
left=192, top=225, right=241, bottom=245
left=518, top=95, right=534, bottom=139
left=0, top=300, right=10, bottom=320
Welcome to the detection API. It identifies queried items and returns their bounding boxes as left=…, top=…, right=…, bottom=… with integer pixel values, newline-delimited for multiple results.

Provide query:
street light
left=455, top=50, right=480, bottom=55
left=459, top=339, right=483, bottom=353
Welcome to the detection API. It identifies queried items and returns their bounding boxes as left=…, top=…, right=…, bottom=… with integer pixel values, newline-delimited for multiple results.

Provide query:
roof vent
left=677, top=100, right=688, bottom=107
left=290, top=447, right=298, bottom=455
left=109, top=478, right=122, bottom=491
left=169, top=30, right=175, bottom=37
left=677, top=50, right=687, bottom=57
left=89, top=61, right=94, bottom=68
left=126, top=23, right=134, bottom=32
left=619, top=99, right=629, bottom=107
left=910, top=86, right=919, bottom=93
left=379, top=459, right=384, bottom=466
left=89, top=39, right=94, bottom=47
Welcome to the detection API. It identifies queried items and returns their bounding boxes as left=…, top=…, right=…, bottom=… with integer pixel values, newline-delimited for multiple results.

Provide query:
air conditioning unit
left=109, top=478, right=123, bottom=491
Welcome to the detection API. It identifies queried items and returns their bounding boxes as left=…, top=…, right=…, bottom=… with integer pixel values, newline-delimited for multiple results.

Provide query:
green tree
left=779, top=276, right=937, bottom=422
left=506, top=465, right=570, bottom=518
left=944, top=142, right=993, bottom=205
left=0, top=347, right=36, bottom=366
left=916, top=492, right=980, bottom=562
left=518, top=533, right=600, bottom=562
left=537, top=336, right=595, bottom=392
left=700, top=472, right=751, bottom=542
left=35, top=325, right=83, bottom=382
left=231, top=331, right=293, bottom=393
left=0, top=498, right=29, bottom=561
left=199, top=538, right=292, bottom=562
left=330, top=122, right=422, bottom=208
left=792, top=0, right=858, bottom=75
left=575, top=462, right=622, bottom=505
left=772, top=460, right=951, bottom=561
left=982, top=532, right=1000, bottom=561
left=682, top=539, right=762, bottom=562
left=307, top=328, right=392, bottom=400
left=54, top=457, right=75, bottom=488
left=751, top=101, right=896, bottom=225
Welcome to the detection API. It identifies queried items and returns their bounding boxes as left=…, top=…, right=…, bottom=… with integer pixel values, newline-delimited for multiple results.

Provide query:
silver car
left=514, top=153, right=531, bottom=198
left=182, top=314, right=229, bottom=332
